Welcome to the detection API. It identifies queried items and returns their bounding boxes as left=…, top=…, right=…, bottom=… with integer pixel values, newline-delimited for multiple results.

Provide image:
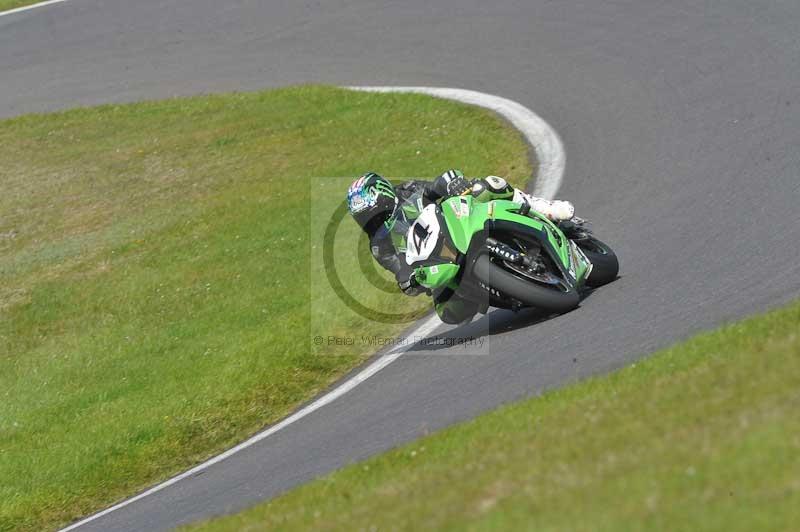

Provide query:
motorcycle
left=401, top=192, right=619, bottom=315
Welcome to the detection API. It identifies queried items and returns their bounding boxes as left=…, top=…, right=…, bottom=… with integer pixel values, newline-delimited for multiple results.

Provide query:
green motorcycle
left=401, top=193, right=619, bottom=315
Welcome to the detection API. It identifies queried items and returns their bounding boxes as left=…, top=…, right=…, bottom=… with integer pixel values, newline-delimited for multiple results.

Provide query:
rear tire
left=473, top=255, right=579, bottom=313
left=578, top=237, right=619, bottom=287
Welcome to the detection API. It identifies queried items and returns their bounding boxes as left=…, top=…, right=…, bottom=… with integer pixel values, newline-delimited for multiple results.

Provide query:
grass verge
left=0, top=0, right=47, bottom=13
left=0, top=85, right=531, bottom=531
left=188, top=300, right=800, bottom=532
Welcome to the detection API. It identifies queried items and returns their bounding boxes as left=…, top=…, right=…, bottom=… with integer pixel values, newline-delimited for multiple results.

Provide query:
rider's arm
left=369, top=229, right=403, bottom=275
left=369, top=230, right=424, bottom=296
left=428, top=170, right=574, bottom=220
left=426, top=169, right=469, bottom=201
left=423, top=169, right=497, bottom=203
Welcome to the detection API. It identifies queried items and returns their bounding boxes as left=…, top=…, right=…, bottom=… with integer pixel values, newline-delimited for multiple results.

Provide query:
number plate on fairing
left=405, top=204, right=441, bottom=265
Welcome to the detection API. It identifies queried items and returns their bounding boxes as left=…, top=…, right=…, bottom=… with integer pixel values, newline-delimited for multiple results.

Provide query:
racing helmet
left=346, top=172, right=398, bottom=233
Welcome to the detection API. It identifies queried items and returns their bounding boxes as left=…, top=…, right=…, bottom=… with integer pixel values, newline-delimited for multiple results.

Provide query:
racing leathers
left=364, top=169, right=576, bottom=324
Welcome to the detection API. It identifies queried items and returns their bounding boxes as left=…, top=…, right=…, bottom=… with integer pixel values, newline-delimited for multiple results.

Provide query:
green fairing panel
left=530, top=215, right=590, bottom=285
left=568, top=240, right=591, bottom=284
left=414, top=263, right=460, bottom=289
left=440, top=196, right=492, bottom=253
left=441, top=197, right=563, bottom=258
left=536, top=217, right=571, bottom=272
left=439, top=196, right=589, bottom=283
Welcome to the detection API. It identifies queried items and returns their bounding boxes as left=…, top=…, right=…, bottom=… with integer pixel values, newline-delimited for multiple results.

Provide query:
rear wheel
left=473, top=254, right=579, bottom=313
left=577, top=237, right=619, bottom=287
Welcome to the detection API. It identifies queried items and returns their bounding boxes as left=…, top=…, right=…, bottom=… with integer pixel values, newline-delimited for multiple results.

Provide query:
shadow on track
left=404, top=287, right=606, bottom=355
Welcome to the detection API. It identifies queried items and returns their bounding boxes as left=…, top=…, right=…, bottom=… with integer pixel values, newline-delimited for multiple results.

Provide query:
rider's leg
left=512, top=189, right=575, bottom=221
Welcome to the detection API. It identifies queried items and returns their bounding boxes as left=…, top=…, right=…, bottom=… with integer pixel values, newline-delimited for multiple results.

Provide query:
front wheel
left=577, top=236, right=619, bottom=287
left=472, top=255, right=580, bottom=313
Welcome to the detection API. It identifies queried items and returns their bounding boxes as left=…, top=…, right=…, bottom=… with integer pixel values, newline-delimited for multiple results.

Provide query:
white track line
left=347, top=86, right=565, bottom=199
left=60, top=314, right=441, bottom=532
left=0, top=0, right=67, bottom=18
left=59, top=86, right=566, bottom=531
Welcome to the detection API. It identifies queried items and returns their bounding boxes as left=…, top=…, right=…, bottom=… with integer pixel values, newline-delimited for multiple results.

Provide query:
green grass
left=0, top=85, right=532, bottom=531
left=188, top=300, right=800, bottom=532
left=0, top=0, right=43, bottom=13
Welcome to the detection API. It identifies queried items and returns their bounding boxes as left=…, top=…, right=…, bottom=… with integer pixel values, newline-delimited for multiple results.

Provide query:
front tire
left=473, top=255, right=579, bottom=313
left=578, top=237, right=619, bottom=287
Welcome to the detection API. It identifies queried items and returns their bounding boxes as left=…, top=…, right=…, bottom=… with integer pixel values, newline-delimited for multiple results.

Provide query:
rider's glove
left=446, top=176, right=472, bottom=197
left=398, top=272, right=425, bottom=296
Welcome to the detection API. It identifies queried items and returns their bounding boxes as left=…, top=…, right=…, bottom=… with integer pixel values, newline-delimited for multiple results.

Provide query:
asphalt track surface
left=3, top=1, right=800, bottom=530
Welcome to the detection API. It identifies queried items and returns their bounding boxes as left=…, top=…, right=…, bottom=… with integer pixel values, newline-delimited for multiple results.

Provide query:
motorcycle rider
left=346, top=170, right=576, bottom=324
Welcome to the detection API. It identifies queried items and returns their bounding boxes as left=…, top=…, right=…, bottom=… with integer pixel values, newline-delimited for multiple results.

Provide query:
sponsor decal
left=450, top=199, right=462, bottom=219
left=450, top=197, right=470, bottom=219
left=567, top=240, right=581, bottom=279
left=479, top=281, right=501, bottom=297
left=460, top=197, right=470, bottom=218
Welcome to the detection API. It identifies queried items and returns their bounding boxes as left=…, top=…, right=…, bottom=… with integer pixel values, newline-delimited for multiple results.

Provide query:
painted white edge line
left=59, top=86, right=565, bottom=531
left=60, top=314, right=440, bottom=532
left=347, top=86, right=565, bottom=199
left=0, top=0, right=67, bottom=18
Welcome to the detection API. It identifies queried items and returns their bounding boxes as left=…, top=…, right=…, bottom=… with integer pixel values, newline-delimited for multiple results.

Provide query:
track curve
left=2, top=1, right=800, bottom=530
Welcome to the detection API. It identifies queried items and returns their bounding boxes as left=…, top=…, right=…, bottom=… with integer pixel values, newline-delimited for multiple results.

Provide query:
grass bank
left=0, top=0, right=47, bottom=14
left=0, top=85, right=531, bottom=531
left=190, top=300, right=800, bottom=531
